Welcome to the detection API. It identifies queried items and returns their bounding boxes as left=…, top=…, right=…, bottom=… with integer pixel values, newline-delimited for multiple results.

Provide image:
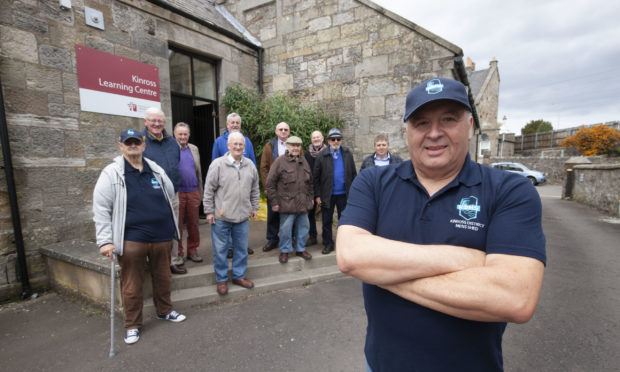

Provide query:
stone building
left=221, top=0, right=487, bottom=162
left=0, top=0, right=498, bottom=299
left=466, top=57, right=501, bottom=159
left=0, top=0, right=261, bottom=299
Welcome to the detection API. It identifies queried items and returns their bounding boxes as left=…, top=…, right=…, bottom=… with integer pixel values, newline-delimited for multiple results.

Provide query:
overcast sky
left=372, top=0, right=620, bottom=133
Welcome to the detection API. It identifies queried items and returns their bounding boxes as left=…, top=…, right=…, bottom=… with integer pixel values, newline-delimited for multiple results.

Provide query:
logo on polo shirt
left=457, top=196, right=480, bottom=220
left=150, top=177, right=161, bottom=189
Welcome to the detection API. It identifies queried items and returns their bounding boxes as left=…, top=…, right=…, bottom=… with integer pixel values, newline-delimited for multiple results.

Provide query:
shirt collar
left=227, top=153, right=243, bottom=165
left=374, top=152, right=390, bottom=160
left=396, top=153, right=480, bottom=188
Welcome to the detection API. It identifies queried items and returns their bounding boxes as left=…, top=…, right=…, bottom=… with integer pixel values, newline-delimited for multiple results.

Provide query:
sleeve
left=337, top=168, right=378, bottom=233
left=312, top=156, right=321, bottom=197
left=265, top=159, right=280, bottom=205
left=203, top=162, right=219, bottom=214
left=212, top=137, right=222, bottom=160
left=246, top=138, right=257, bottom=166
left=92, top=170, right=115, bottom=248
left=250, top=166, right=260, bottom=211
left=486, top=177, right=547, bottom=264
left=260, top=143, right=272, bottom=189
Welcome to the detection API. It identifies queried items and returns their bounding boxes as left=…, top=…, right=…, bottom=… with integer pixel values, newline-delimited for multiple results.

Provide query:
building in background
left=0, top=0, right=499, bottom=299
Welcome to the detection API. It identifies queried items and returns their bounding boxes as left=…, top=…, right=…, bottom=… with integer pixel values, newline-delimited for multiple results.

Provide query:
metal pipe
left=0, top=78, right=31, bottom=299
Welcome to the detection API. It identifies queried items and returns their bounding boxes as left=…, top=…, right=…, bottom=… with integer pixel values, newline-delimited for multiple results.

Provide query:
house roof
left=468, top=68, right=490, bottom=98
left=148, top=0, right=261, bottom=48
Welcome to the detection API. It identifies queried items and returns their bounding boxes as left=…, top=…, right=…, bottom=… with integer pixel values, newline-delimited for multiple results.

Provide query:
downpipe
left=0, top=78, right=32, bottom=299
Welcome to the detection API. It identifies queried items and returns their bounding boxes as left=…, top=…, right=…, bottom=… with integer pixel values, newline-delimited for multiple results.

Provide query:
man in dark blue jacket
left=142, top=107, right=186, bottom=275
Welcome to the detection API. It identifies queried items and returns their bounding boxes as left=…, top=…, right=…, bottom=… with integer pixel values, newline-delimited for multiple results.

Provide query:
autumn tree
left=521, top=119, right=553, bottom=135
left=560, top=124, right=620, bottom=156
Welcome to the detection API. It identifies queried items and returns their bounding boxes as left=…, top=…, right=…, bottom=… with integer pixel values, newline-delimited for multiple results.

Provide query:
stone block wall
left=222, top=0, right=463, bottom=165
left=572, top=164, right=620, bottom=217
left=0, top=0, right=259, bottom=299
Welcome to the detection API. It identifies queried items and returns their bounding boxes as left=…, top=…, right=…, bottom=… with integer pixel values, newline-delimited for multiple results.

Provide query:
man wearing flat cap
left=337, top=78, right=546, bottom=371
left=265, top=136, right=314, bottom=264
left=313, top=128, right=357, bottom=255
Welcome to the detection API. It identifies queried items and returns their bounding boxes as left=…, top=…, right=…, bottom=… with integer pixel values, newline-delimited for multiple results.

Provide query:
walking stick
left=109, top=251, right=117, bottom=358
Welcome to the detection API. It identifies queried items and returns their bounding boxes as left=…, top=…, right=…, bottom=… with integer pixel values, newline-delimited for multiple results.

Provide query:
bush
left=222, top=85, right=342, bottom=159
left=521, top=119, right=553, bottom=135
left=560, top=124, right=620, bottom=156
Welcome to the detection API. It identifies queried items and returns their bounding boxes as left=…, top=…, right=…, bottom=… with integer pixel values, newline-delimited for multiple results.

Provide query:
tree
left=521, top=119, right=553, bottom=135
left=222, top=84, right=342, bottom=160
left=560, top=124, right=620, bottom=156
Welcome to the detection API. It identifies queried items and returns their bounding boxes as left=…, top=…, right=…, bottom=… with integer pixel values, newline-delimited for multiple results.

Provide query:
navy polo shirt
left=339, top=155, right=546, bottom=372
left=123, top=159, right=176, bottom=243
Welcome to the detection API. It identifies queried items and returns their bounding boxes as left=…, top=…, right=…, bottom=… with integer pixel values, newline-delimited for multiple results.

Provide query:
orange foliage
left=560, top=124, right=620, bottom=156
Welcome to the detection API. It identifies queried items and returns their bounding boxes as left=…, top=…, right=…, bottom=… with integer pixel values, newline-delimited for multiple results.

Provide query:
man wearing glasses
left=259, top=122, right=291, bottom=252
left=142, top=107, right=186, bottom=275
left=312, top=128, right=356, bottom=254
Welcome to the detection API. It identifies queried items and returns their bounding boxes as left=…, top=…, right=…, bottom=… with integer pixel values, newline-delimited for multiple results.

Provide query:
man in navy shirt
left=337, top=78, right=546, bottom=371
left=141, top=107, right=186, bottom=275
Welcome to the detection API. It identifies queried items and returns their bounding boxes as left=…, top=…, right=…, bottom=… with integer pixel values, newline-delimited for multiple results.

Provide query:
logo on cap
left=457, top=196, right=480, bottom=220
left=128, top=129, right=135, bottom=135
left=425, top=79, right=444, bottom=95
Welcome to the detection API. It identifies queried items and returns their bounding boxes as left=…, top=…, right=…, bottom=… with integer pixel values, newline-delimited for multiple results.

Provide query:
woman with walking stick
left=93, top=129, right=187, bottom=345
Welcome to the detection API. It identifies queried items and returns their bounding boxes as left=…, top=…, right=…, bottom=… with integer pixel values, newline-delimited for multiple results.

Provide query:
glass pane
left=169, top=51, right=192, bottom=95
left=194, top=59, right=216, bottom=100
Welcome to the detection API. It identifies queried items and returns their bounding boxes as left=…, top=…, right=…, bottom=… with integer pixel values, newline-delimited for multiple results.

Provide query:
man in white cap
left=312, top=128, right=357, bottom=254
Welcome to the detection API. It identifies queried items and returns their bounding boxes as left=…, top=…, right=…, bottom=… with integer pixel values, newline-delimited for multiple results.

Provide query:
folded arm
left=336, top=225, right=544, bottom=323
left=336, top=225, right=485, bottom=285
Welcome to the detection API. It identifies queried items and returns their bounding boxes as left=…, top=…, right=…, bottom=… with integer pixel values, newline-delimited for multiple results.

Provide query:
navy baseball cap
left=119, top=129, right=144, bottom=143
left=403, top=78, right=472, bottom=122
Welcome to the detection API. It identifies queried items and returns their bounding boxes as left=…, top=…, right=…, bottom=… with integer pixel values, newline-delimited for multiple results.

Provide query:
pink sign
left=75, top=45, right=161, bottom=118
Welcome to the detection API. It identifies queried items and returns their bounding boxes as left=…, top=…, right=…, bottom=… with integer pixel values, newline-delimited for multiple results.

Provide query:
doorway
left=168, top=46, right=219, bottom=182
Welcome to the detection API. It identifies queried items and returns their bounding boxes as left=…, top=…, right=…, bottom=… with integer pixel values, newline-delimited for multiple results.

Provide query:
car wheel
left=528, top=176, right=537, bottom=186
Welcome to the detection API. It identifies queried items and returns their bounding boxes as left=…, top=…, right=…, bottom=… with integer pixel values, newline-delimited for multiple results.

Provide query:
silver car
left=491, top=162, right=547, bottom=185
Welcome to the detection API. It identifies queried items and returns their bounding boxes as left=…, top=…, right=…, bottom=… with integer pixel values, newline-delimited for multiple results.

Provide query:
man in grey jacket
left=93, top=129, right=186, bottom=345
left=203, top=132, right=260, bottom=295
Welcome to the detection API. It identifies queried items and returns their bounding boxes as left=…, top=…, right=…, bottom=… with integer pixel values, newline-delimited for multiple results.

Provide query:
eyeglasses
left=329, top=138, right=342, bottom=142
left=147, top=118, right=165, bottom=124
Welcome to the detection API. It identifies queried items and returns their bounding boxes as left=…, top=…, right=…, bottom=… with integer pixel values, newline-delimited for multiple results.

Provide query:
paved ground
left=2, top=184, right=619, bottom=371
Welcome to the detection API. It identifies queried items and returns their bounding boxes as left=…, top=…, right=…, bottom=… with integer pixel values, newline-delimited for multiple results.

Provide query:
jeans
left=279, top=213, right=309, bottom=253
left=211, top=219, right=249, bottom=282
left=321, top=194, right=347, bottom=246
left=307, top=203, right=317, bottom=239
left=178, top=189, right=201, bottom=256
left=266, top=198, right=280, bottom=244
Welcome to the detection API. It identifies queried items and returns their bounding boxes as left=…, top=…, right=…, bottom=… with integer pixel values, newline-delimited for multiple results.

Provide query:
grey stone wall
left=572, top=164, right=620, bottom=217
left=222, top=0, right=464, bottom=166
left=0, top=0, right=258, bottom=299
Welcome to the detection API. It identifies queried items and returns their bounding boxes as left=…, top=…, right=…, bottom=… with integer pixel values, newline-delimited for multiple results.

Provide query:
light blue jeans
left=211, top=219, right=249, bottom=282
left=279, top=213, right=309, bottom=253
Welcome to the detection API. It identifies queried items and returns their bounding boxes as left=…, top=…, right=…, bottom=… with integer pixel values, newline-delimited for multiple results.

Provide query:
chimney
left=465, top=57, right=476, bottom=75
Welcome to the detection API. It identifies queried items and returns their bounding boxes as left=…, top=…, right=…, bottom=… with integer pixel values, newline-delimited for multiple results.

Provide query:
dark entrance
left=168, top=46, right=219, bottom=185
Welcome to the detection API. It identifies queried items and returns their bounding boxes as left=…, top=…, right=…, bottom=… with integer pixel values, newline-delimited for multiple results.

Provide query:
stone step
left=143, top=252, right=338, bottom=296
left=143, top=265, right=344, bottom=316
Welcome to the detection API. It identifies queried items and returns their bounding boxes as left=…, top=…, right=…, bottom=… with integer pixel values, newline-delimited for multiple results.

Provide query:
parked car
left=490, top=162, right=547, bottom=185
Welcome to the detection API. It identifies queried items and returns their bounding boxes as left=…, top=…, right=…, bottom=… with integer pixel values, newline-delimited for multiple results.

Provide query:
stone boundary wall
left=572, top=164, right=620, bottom=217
left=484, top=155, right=620, bottom=185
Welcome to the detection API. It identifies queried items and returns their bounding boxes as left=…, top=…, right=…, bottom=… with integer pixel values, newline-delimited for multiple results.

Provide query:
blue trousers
left=211, top=219, right=249, bottom=282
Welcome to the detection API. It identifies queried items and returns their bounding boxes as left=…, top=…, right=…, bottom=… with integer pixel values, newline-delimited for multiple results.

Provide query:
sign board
left=75, top=45, right=160, bottom=118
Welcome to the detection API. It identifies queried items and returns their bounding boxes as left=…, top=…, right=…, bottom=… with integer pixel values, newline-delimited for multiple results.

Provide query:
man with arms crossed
left=337, top=77, right=546, bottom=371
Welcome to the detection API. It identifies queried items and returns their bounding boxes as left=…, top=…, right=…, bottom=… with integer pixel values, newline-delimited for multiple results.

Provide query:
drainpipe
left=258, top=48, right=264, bottom=95
left=0, top=78, right=31, bottom=299
left=454, top=56, right=481, bottom=162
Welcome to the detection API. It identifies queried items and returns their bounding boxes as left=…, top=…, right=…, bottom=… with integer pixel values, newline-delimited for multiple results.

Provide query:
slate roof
left=152, top=0, right=261, bottom=47
left=468, top=68, right=489, bottom=99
